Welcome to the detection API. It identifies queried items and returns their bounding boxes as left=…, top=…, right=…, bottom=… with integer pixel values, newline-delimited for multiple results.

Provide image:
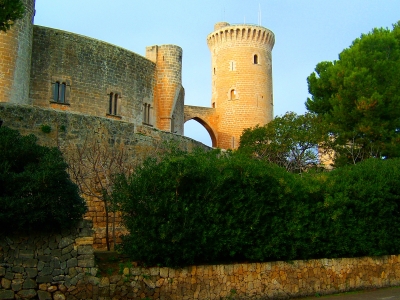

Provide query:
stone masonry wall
left=2, top=232, right=400, bottom=300
left=86, top=255, right=400, bottom=299
left=0, top=220, right=96, bottom=300
left=0, top=103, right=208, bottom=250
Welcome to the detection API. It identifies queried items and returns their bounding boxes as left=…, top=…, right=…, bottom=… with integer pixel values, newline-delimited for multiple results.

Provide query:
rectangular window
left=51, top=78, right=71, bottom=104
left=107, top=92, right=120, bottom=116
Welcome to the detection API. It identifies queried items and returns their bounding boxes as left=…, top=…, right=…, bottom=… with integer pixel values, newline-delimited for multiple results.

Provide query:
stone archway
left=184, top=105, right=218, bottom=147
left=184, top=117, right=217, bottom=147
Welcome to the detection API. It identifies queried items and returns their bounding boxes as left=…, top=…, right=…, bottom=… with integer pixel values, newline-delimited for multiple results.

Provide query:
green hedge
left=0, top=126, right=87, bottom=232
left=113, top=148, right=400, bottom=267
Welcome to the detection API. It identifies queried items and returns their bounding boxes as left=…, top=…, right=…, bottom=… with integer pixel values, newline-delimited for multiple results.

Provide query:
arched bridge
left=184, top=105, right=218, bottom=147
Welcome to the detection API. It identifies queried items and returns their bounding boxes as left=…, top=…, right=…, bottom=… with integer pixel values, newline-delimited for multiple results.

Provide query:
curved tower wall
left=146, top=45, right=183, bottom=133
left=0, top=0, right=35, bottom=104
left=207, top=22, right=275, bottom=149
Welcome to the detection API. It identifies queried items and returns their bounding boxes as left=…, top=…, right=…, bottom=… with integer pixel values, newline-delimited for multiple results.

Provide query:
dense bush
left=0, top=126, right=87, bottom=232
left=113, top=147, right=400, bottom=267
left=113, top=148, right=312, bottom=266
left=312, top=158, right=400, bottom=258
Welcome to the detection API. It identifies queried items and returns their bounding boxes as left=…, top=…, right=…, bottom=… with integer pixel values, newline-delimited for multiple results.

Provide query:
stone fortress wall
left=0, top=0, right=278, bottom=152
left=30, top=26, right=157, bottom=127
left=0, top=0, right=184, bottom=135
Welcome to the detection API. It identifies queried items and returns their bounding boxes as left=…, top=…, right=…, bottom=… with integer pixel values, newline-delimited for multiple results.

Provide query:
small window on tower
left=254, top=54, right=259, bottom=64
left=230, top=89, right=237, bottom=100
left=229, top=61, right=236, bottom=71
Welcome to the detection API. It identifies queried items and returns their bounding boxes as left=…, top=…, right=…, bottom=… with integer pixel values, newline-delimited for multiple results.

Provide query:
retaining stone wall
left=0, top=220, right=96, bottom=300
left=2, top=228, right=400, bottom=300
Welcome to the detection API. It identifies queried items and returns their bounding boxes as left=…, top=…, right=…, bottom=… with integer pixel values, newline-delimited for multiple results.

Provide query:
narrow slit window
left=109, top=93, right=114, bottom=115
left=60, top=83, right=66, bottom=103
left=230, top=89, right=236, bottom=100
left=114, top=94, right=119, bottom=115
left=254, top=54, right=258, bottom=64
left=147, top=104, right=150, bottom=124
left=53, top=82, right=60, bottom=102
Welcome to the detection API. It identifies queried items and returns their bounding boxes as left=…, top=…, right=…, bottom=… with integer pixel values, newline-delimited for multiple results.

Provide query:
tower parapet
left=0, top=0, right=35, bottom=104
left=207, top=23, right=275, bottom=51
left=207, top=22, right=275, bottom=149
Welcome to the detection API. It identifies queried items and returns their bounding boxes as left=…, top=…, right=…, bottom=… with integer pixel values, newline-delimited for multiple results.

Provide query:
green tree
left=238, top=112, right=325, bottom=173
left=0, top=0, right=25, bottom=32
left=306, top=22, right=400, bottom=165
left=0, top=126, right=87, bottom=232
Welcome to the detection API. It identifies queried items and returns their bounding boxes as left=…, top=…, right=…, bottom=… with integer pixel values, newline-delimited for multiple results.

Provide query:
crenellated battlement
left=207, top=23, right=275, bottom=51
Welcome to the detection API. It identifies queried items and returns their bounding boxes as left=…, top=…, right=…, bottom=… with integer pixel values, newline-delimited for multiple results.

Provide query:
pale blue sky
left=34, top=1, right=400, bottom=146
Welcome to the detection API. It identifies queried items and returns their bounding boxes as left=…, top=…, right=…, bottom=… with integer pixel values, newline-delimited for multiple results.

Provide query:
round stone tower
left=207, top=22, right=275, bottom=149
left=146, top=44, right=183, bottom=132
left=0, top=0, right=35, bottom=104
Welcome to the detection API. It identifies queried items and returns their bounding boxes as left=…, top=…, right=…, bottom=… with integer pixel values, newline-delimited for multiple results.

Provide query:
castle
left=0, top=0, right=275, bottom=149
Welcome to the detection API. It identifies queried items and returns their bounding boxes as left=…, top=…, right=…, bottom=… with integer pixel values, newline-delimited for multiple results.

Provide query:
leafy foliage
left=0, top=0, right=25, bottom=32
left=113, top=145, right=400, bottom=267
left=0, top=126, right=87, bottom=232
left=312, top=158, right=400, bottom=257
left=238, top=112, right=325, bottom=173
left=306, top=22, right=400, bottom=165
left=113, top=148, right=306, bottom=267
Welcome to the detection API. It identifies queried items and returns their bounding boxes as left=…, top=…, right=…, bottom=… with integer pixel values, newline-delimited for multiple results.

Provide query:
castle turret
left=0, top=0, right=35, bottom=104
left=207, top=22, right=275, bottom=149
left=146, top=45, right=183, bottom=133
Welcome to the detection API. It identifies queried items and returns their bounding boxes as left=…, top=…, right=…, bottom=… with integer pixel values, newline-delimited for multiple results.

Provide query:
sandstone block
left=17, top=289, right=36, bottom=299
left=52, top=291, right=65, bottom=300
left=25, top=268, right=37, bottom=278
left=67, top=258, right=77, bottom=268
left=36, top=276, right=52, bottom=284
left=58, top=237, right=74, bottom=249
left=37, top=290, right=51, bottom=300
left=0, top=290, right=14, bottom=300
left=0, top=279, right=10, bottom=290
left=22, top=279, right=36, bottom=289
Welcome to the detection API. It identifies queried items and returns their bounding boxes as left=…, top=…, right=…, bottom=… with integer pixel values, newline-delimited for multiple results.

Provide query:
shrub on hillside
left=0, top=126, right=87, bottom=232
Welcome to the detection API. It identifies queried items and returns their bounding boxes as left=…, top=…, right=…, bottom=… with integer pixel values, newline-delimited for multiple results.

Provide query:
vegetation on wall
left=0, top=0, right=25, bottom=32
left=0, top=126, right=87, bottom=232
